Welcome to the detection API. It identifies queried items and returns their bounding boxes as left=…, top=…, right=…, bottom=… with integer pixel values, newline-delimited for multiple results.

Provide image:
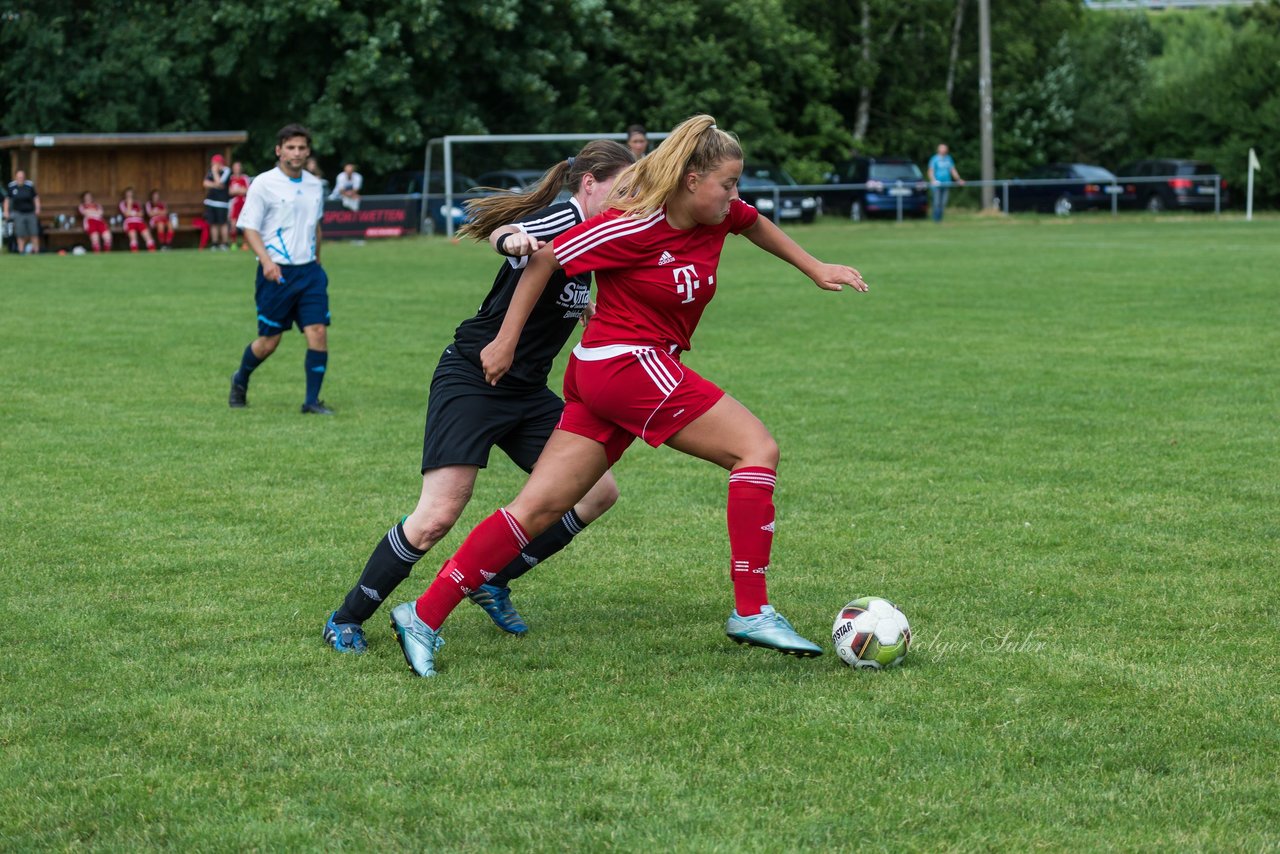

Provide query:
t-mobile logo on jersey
left=672, top=264, right=714, bottom=304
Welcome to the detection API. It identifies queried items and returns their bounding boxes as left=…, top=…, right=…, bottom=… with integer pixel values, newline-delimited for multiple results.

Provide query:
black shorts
left=421, top=347, right=564, bottom=474
left=204, top=204, right=229, bottom=225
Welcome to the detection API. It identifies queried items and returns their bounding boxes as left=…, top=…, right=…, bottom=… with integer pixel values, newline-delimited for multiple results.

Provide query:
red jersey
left=119, top=199, right=145, bottom=225
left=146, top=200, right=167, bottom=222
left=79, top=203, right=106, bottom=224
left=230, top=174, right=251, bottom=218
left=554, top=198, right=758, bottom=354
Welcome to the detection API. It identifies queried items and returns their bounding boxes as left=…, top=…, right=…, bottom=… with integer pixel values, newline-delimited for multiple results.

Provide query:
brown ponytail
left=459, top=139, right=636, bottom=241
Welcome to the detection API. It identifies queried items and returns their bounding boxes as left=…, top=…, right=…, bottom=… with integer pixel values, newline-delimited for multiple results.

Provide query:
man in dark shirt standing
left=4, top=170, right=41, bottom=255
left=202, top=154, right=232, bottom=250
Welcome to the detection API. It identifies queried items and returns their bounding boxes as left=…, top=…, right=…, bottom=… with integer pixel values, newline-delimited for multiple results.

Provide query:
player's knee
left=404, top=510, right=458, bottom=551
left=577, top=481, right=619, bottom=521
left=256, top=336, right=281, bottom=357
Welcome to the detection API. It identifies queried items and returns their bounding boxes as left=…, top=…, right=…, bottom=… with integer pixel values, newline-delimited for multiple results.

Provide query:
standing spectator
left=78, top=191, right=112, bottom=253
left=118, top=187, right=157, bottom=252
left=305, top=157, right=330, bottom=199
left=330, top=162, right=362, bottom=211
left=146, top=189, right=174, bottom=250
left=202, top=153, right=232, bottom=249
left=227, top=123, right=333, bottom=416
left=5, top=169, right=41, bottom=254
left=228, top=161, right=252, bottom=250
left=927, top=143, right=965, bottom=222
left=388, top=114, right=868, bottom=678
left=626, top=124, right=649, bottom=159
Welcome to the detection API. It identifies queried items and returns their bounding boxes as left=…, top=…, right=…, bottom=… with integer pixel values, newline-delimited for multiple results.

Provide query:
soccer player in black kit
left=323, top=139, right=636, bottom=653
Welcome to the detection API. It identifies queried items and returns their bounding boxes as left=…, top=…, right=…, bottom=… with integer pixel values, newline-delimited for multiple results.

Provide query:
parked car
left=821, top=156, right=928, bottom=220
left=1002, top=163, right=1135, bottom=216
left=737, top=164, right=818, bottom=223
left=475, top=168, right=570, bottom=203
left=475, top=169, right=546, bottom=192
left=381, top=170, right=483, bottom=232
left=1115, top=158, right=1229, bottom=212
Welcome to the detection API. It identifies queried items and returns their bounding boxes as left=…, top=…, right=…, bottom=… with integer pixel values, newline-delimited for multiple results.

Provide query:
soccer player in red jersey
left=146, top=189, right=173, bottom=249
left=390, top=115, right=868, bottom=676
left=321, top=140, right=635, bottom=654
left=78, top=191, right=112, bottom=253
left=118, top=187, right=156, bottom=252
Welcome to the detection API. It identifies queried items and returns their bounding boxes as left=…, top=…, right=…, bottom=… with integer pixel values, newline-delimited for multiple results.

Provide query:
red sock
left=415, top=508, right=529, bottom=630
left=727, top=466, right=776, bottom=616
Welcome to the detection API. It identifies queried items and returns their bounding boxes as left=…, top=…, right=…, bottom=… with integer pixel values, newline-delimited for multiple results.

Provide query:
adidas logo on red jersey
left=657, top=250, right=676, bottom=266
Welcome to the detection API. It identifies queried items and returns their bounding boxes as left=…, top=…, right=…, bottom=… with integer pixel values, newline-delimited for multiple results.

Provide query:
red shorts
left=84, top=219, right=109, bottom=236
left=150, top=216, right=169, bottom=230
left=558, top=344, right=725, bottom=465
left=124, top=219, right=148, bottom=233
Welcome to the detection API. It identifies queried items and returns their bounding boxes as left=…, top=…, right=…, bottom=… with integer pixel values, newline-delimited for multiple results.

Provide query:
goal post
left=422, top=131, right=669, bottom=237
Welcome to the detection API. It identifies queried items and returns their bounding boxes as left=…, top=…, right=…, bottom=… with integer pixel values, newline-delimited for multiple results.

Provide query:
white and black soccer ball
left=832, top=596, right=911, bottom=669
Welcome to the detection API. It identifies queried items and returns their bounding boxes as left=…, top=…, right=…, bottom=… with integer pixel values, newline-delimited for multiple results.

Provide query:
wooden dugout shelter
left=0, top=130, right=247, bottom=248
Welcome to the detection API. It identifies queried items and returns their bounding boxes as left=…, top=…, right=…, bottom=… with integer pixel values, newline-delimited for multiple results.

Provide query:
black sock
left=489, top=509, right=586, bottom=587
left=333, top=521, right=426, bottom=625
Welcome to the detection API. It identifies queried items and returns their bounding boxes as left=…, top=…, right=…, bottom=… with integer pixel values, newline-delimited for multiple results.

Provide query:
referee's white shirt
left=237, top=167, right=325, bottom=266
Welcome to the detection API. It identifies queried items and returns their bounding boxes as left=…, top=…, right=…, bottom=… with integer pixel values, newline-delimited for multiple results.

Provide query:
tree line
left=2, top=0, right=1276, bottom=206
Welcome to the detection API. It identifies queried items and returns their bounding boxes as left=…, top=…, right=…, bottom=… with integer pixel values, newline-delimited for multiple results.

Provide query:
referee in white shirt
left=228, top=123, right=335, bottom=415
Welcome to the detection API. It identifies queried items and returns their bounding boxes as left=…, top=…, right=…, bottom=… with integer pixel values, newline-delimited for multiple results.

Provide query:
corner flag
left=1246, top=148, right=1260, bottom=221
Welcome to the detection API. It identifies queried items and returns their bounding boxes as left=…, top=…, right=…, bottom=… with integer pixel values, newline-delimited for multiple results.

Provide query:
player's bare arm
left=489, top=225, right=546, bottom=258
left=242, top=228, right=282, bottom=283
left=479, top=244, right=562, bottom=385
left=743, top=215, right=868, bottom=293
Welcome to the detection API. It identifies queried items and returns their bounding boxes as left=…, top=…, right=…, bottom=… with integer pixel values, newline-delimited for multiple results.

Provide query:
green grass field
left=3, top=212, right=1278, bottom=851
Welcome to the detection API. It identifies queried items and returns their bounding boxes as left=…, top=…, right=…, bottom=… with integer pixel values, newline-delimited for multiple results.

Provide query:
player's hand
left=480, top=338, right=516, bottom=386
left=262, top=259, right=284, bottom=284
left=580, top=299, right=597, bottom=328
left=503, top=232, right=545, bottom=257
left=812, top=263, right=868, bottom=293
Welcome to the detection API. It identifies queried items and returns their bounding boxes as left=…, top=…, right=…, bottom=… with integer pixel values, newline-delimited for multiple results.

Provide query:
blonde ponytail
left=608, top=115, right=743, bottom=217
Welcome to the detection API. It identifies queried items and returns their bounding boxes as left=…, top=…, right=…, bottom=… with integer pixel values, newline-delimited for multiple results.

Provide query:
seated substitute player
left=78, top=191, right=112, bottom=253
left=390, top=114, right=868, bottom=677
left=322, top=139, right=636, bottom=653
left=227, top=123, right=333, bottom=415
left=118, top=187, right=157, bottom=252
left=146, top=189, right=174, bottom=249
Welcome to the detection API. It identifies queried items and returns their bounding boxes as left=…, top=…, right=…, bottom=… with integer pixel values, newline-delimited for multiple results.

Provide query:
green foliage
left=0, top=0, right=1276, bottom=206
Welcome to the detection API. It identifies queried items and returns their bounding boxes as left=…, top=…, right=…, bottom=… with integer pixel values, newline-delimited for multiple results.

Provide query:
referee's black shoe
left=301, top=400, right=335, bottom=415
left=229, top=375, right=247, bottom=408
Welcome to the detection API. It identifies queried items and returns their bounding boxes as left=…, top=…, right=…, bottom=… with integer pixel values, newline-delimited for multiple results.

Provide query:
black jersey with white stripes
left=451, top=198, right=593, bottom=390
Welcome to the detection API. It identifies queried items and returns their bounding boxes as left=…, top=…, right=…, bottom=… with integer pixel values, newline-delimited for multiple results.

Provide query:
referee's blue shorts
left=254, top=261, right=330, bottom=337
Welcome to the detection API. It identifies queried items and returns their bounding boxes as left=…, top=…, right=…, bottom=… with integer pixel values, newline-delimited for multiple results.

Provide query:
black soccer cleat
left=300, top=400, right=335, bottom=415
left=229, top=375, right=247, bottom=408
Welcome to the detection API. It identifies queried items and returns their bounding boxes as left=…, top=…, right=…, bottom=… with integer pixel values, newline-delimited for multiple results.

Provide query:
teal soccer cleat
left=725, top=605, right=824, bottom=658
left=466, top=583, right=528, bottom=634
left=390, top=602, right=445, bottom=677
left=323, top=611, right=367, bottom=653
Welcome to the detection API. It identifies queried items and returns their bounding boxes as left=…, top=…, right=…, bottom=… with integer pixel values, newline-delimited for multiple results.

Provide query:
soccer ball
left=832, top=597, right=911, bottom=669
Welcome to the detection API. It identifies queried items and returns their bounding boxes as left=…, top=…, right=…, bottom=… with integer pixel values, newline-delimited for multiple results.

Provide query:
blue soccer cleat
left=725, top=605, right=823, bottom=658
left=466, top=583, right=528, bottom=635
left=390, top=602, right=444, bottom=677
left=322, top=611, right=367, bottom=654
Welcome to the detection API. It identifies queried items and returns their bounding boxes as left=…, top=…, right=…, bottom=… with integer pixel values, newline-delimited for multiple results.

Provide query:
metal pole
left=443, top=138, right=454, bottom=238
left=978, top=0, right=995, bottom=211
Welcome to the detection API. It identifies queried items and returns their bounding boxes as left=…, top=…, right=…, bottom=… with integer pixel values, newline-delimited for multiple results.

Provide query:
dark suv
left=821, top=156, right=928, bottom=220
left=1115, top=159, right=1229, bottom=212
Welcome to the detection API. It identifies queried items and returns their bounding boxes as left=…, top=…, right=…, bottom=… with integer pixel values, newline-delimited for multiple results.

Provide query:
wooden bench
left=38, top=190, right=213, bottom=251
